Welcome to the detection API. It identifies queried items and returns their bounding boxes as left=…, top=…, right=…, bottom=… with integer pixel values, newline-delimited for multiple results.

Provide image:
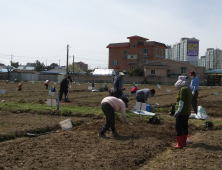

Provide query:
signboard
left=47, top=99, right=57, bottom=106
left=187, top=41, right=199, bottom=56
left=49, top=91, right=55, bottom=97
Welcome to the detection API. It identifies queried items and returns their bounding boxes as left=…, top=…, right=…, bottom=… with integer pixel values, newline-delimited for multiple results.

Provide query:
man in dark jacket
left=113, top=72, right=124, bottom=98
left=59, top=75, right=72, bottom=101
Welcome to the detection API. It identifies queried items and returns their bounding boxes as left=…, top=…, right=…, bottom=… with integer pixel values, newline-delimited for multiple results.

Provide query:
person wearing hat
left=189, top=71, right=199, bottom=114
left=99, top=96, right=132, bottom=138
left=131, top=88, right=155, bottom=103
left=59, top=75, right=72, bottom=101
left=174, top=76, right=192, bottom=149
left=113, top=72, right=125, bottom=98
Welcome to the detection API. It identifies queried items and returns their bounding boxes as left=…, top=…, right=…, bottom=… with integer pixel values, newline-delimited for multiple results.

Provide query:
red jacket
left=131, top=87, right=139, bottom=92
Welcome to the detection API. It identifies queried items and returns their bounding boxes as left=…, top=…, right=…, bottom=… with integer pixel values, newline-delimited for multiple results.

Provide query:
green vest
left=175, top=87, right=192, bottom=116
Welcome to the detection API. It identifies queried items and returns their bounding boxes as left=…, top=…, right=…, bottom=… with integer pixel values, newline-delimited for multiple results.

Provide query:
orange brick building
left=107, top=35, right=167, bottom=71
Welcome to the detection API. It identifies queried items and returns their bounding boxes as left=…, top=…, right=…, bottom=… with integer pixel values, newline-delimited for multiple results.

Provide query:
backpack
left=149, top=116, right=160, bottom=124
left=205, top=121, right=214, bottom=128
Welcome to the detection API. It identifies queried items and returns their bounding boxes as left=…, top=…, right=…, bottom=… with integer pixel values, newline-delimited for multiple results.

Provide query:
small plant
left=61, top=109, right=72, bottom=116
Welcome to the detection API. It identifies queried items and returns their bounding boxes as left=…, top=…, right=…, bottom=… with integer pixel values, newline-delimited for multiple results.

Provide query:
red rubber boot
left=174, top=136, right=183, bottom=149
left=182, top=134, right=187, bottom=147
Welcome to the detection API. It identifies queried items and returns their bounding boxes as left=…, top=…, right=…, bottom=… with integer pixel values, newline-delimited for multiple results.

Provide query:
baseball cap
left=189, top=71, right=195, bottom=76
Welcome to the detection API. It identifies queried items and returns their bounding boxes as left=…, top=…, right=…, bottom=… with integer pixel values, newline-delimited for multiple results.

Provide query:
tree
left=11, top=61, right=19, bottom=68
left=68, top=63, right=82, bottom=73
left=129, top=67, right=144, bottom=76
left=50, top=63, right=59, bottom=69
left=34, top=60, right=45, bottom=71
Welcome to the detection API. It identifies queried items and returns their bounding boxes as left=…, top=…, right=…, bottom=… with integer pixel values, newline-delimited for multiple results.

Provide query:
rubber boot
left=174, top=136, right=183, bottom=149
left=182, top=134, right=187, bottom=147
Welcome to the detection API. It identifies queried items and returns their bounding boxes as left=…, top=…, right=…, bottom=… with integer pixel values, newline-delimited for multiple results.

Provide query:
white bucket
left=59, top=118, right=73, bottom=130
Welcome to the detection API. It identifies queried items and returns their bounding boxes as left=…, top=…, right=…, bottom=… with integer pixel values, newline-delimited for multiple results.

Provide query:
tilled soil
left=0, top=111, right=89, bottom=134
left=140, top=130, right=222, bottom=170
left=0, top=118, right=176, bottom=170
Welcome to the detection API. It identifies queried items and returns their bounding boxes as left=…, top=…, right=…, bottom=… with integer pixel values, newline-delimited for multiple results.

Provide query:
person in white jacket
left=44, top=80, right=50, bottom=89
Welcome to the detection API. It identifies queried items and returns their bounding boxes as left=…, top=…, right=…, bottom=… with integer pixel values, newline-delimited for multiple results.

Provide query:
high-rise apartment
left=169, top=37, right=199, bottom=66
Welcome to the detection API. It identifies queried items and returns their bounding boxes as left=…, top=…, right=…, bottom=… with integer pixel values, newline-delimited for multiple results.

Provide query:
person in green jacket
left=174, top=76, right=192, bottom=149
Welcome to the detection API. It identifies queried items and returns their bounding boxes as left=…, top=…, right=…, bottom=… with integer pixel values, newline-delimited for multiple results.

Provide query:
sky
left=0, top=0, right=222, bottom=69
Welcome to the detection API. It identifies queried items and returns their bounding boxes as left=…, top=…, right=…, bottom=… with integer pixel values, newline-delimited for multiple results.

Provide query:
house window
left=151, top=70, right=156, bottom=75
left=131, top=67, right=135, bottom=70
left=124, top=50, right=127, bottom=55
left=142, top=48, right=148, bottom=54
left=142, top=60, right=147, bottom=64
left=161, top=48, right=163, bottom=56
left=181, top=67, right=186, bottom=74
left=156, top=47, right=159, bottom=54
left=132, top=45, right=136, bottom=48
left=113, top=60, right=118, bottom=66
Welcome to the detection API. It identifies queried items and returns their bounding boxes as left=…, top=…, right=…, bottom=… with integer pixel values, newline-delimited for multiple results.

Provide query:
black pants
left=45, top=84, right=48, bottom=89
left=192, top=90, right=198, bottom=113
left=136, top=98, right=145, bottom=103
left=175, top=115, right=189, bottom=136
left=114, top=90, right=122, bottom=98
left=101, top=102, right=115, bottom=133
left=59, top=89, right=68, bottom=101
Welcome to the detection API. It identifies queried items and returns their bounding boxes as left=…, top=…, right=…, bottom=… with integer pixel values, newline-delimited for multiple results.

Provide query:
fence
left=0, top=73, right=208, bottom=85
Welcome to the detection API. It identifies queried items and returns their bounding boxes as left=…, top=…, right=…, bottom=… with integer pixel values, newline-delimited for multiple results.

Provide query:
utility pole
left=73, top=55, right=74, bottom=74
left=11, top=54, right=13, bottom=66
left=66, top=44, right=69, bottom=75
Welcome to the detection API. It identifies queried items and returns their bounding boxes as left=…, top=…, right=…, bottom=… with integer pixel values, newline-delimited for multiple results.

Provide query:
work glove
left=174, top=111, right=181, bottom=118
left=192, top=91, right=195, bottom=95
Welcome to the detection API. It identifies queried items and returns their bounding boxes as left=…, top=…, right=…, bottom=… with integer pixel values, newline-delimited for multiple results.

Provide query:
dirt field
left=0, top=81, right=222, bottom=169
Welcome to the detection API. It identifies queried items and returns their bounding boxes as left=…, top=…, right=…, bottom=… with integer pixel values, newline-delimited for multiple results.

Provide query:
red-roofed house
left=106, top=35, right=167, bottom=71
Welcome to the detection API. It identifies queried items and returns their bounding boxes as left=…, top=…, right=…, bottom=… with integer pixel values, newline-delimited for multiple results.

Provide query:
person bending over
left=99, top=96, right=131, bottom=138
left=131, top=88, right=155, bottom=103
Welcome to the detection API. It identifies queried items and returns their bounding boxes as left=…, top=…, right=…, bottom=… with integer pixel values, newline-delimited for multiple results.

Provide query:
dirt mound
left=0, top=118, right=176, bottom=170
left=17, top=99, right=26, bottom=103
left=35, top=99, right=46, bottom=104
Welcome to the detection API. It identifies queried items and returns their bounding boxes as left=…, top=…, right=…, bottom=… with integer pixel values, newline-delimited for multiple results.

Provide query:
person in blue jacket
left=189, top=71, right=199, bottom=114
left=113, top=72, right=124, bottom=98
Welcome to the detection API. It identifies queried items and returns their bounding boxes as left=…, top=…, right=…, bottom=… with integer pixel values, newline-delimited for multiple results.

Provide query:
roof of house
left=206, top=69, right=222, bottom=74
left=13, top=69, right=38, bottom=74
left=106, top=42, right=130, bottom=48
left=107, top=41, right=167, bottom=48
left=144, top=59, right=202, bottom=68
left=127, top=35, right=149, bottom=40
left=137, top=41, right=167, bottom=48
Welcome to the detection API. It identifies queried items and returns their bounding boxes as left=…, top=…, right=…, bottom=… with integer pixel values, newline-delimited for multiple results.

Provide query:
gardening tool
left=146, top=103, right=159, bottom=112
left=27, top=131, right=59, bottom=137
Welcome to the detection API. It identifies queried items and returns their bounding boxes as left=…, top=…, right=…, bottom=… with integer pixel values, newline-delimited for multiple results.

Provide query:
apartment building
left=205, top=48, right=222, bottom=70
left=165, top=45, right=173, bottom=60
left=172, top=43, right=180, bottom=61
left=169, top=37, right=199, bottom=66
left=106, top=36, right=167, bottom=71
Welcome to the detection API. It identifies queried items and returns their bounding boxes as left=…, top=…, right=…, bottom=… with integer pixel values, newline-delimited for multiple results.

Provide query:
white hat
left=119, top=72, right=125, bottom=76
